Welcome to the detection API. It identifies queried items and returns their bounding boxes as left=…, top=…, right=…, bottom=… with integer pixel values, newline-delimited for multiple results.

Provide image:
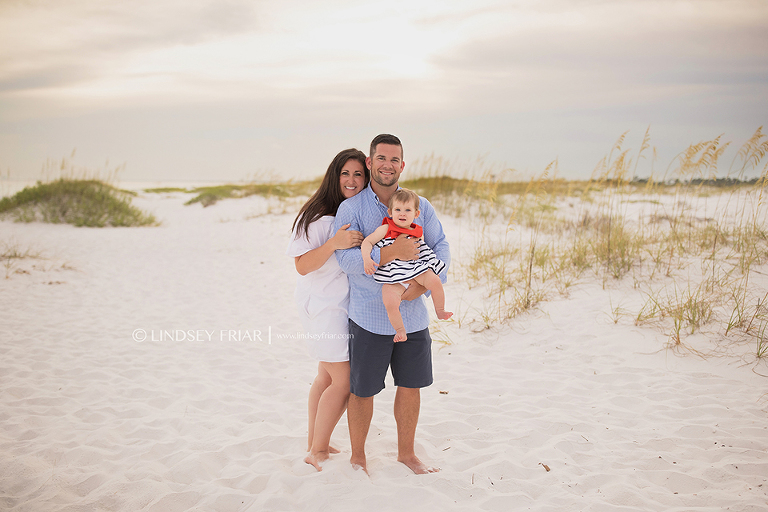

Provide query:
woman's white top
left=286, top=215, right=349, bottom=362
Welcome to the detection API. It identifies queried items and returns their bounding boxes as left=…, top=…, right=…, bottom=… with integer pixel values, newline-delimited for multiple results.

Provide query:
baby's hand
left=364, top=259, right=378, bottom=275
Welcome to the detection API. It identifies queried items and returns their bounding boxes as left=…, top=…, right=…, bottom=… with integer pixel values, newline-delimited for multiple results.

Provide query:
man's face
left=367, top=143, right=404, bottom=188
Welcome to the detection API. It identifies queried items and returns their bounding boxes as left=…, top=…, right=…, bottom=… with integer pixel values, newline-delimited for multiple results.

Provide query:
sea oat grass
left=184, top=180, right=321, bottom=207
left=1, top=239, right=42, bottom=278
left=144, top=187, right=191, bottom=193
left=0, top=179, right=156, bottom=227
left=455, top=128, right=768, bottom=360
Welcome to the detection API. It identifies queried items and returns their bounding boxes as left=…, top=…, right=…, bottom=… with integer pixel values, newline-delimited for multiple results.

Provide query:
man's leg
left=348, top=393, right=373, bottom=472
left=390, top=327, right=439, bottom=474
left=394, top=387, right=438, bottom=474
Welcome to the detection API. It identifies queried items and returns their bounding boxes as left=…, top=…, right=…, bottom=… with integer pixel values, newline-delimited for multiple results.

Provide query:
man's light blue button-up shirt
left=334, top=185, right=450, bottom=335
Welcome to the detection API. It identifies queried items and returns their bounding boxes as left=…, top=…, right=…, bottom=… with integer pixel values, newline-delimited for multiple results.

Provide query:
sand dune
left=1, top=191, right=766, bottom=511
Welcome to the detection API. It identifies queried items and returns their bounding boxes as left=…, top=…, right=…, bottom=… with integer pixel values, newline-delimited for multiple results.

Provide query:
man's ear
left=366, top=157, right=372, bottom=170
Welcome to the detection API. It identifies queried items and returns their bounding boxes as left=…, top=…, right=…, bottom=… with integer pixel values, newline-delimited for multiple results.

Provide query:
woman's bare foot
left=398, top=454, right=440, bottom=474
left=436, top=309, right=453, bottom=320
left=394, top=328, right=407, bottom=342
left=305, top=450, right=330, bottom=471
left=350, top=455, right=368, bottom=474
left=307, top=445, right=340, bottom=454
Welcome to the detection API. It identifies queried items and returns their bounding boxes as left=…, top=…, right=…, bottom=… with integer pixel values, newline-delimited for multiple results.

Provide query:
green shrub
left=0, top=179, right=156, bottom=227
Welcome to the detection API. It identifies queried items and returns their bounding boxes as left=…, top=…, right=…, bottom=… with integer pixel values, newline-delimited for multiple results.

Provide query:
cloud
left=427, top=0, right=768, bottom=115
left=0, top=0, right=261, bottom=94
left=1, top=0, right=766, bottom=181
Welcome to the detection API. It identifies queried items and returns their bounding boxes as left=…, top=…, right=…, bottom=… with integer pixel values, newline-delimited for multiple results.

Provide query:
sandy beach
left=1, top=190, right=767, bottom=511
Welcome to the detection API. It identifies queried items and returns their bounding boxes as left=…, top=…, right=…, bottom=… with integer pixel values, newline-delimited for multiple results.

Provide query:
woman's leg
left=306, top=360, right=351, bottom=471
left=307, top=362, right=331, bottom=451
left=382, top=283, right=407, bottom=341
left=412, top=270, right=452, bottom=319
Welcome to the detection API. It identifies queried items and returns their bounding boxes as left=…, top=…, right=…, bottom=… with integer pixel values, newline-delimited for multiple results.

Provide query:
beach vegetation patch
left=184, top=180, right=321, bottom=207
left=144, top=187, right=191, bottom=194
left=0, top=179, right=156, bottom=227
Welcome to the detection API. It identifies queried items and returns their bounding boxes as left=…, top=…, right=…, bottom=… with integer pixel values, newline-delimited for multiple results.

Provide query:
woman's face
left=339, top=159, right=366, bottom=198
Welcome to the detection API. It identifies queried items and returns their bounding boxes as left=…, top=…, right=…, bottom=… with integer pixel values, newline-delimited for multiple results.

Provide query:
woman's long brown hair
left=291, top=148, right=368, bottom=239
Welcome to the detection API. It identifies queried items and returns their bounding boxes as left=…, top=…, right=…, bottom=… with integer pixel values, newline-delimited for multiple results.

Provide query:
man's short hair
left=389, top=188, right=420, bottom=211
left=370, top=134, right=403, bottom=160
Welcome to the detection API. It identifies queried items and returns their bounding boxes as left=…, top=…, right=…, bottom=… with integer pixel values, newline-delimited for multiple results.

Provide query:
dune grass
left=143, top=180, right=322, bottom=207
left=0, top=179, right=156, bottom=227
left=1, top=153, right=156, bottom=227
left=406, top=127, right=768, bottom=364
left=1, top=239, right=42, bottom=279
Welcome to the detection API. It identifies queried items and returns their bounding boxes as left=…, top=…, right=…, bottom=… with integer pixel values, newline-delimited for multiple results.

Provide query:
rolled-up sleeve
left=420, top=198, right=450, bottom=284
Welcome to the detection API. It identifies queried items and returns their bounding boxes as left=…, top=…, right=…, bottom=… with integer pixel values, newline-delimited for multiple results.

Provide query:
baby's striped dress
left=373, top=218, right=446, bottom=284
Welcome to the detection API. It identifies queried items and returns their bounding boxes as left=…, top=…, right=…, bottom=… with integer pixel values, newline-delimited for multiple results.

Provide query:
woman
left=285, top=148, right=368, bottom=470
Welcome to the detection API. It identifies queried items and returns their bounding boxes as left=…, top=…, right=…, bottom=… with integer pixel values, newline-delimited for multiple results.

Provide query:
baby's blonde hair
left=388, top=188, right=420, bottom=211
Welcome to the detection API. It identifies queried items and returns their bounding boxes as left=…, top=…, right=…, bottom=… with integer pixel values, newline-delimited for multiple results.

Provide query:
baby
left=361, top=188, right=452, bottom=342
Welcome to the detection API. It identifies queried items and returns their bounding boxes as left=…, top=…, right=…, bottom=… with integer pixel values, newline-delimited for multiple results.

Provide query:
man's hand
left=401, top=282, right=427, bottom=301
left=380, top=234, right=419, bottom=265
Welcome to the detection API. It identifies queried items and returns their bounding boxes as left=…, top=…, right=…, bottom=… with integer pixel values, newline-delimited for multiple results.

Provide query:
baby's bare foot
left=436, top=309, right=453, bottom=320
left=394, top=328, right=407, bottom=342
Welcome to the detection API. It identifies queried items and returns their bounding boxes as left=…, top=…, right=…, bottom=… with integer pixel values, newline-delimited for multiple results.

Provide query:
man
left=334, top=134, right=450, bottom=474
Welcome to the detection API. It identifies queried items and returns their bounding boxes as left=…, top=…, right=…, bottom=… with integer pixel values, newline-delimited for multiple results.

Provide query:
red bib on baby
left=382, top=217, right=423, bottom=239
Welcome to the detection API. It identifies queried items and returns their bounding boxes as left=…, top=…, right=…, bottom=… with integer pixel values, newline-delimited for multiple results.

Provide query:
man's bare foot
left=436, top=309, right=453, bottom=320
left=398, top=455, right=440, bottom=474
left=350, top=455, right=368, bottom=474
left=305, top=450, right=330, bottom=471
left=394, top=328, right=407, bottom=342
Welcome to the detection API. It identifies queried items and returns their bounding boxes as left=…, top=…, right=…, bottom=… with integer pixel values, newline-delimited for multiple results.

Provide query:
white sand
left=1, top=191, right=767, bottom=511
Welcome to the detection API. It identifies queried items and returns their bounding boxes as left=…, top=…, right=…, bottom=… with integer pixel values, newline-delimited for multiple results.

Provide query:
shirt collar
left=364, top=183, right=402, bottom=210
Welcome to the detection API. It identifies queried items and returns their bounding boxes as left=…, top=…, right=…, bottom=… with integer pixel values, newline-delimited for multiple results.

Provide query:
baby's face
left=389, top=200, right=419, bottom=228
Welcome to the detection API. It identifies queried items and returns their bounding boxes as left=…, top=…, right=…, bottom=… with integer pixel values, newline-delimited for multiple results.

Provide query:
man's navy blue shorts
left=348, top=319, right=433, bottom=398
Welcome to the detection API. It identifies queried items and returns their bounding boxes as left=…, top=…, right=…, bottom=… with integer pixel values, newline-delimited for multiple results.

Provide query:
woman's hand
left=331, top=223, right=364, bottom=250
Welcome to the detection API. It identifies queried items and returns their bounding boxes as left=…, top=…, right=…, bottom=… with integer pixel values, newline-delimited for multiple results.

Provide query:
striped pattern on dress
left=373, top=236, right=447, bottom=284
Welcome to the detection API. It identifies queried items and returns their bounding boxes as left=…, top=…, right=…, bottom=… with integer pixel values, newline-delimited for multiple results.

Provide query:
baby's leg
left=382, top=283, right=408, bottom=342
left=412, top=270, right=453, bottom=320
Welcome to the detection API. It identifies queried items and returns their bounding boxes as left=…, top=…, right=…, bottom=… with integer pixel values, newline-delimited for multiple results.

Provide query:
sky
left=1, top=0, right=767, bottom=183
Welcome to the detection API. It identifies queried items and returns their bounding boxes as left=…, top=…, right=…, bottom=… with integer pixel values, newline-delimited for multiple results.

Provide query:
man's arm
left=334, top=200, right=374, bottom=275
left=402, top=198, right=449, bottom=301
left=420, top=198, right=450, bottom=284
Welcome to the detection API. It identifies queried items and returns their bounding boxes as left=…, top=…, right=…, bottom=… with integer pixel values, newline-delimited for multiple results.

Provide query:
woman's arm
left=294, top=223, right=362, bottom=276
